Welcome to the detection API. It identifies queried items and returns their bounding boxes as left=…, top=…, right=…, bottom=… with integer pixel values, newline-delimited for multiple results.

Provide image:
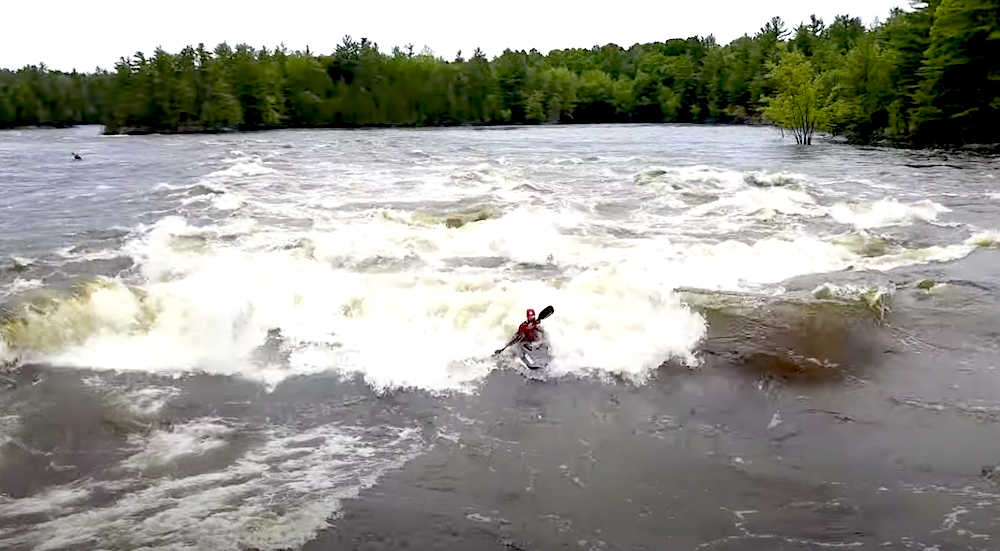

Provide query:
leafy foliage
left=760, top=49, right=830, bottom=144
left=1, top=4, right=997, bottom=147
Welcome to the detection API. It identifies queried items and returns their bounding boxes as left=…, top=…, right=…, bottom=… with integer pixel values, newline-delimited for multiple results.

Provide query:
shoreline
left=101, top=116, right=768, bottom=135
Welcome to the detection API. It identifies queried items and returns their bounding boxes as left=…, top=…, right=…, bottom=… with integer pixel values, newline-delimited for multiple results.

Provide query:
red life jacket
left=518, top=321, right=542, bottom=342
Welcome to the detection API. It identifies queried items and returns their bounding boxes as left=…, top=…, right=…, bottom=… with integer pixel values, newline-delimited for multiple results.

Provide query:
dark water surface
left=1, top=124, right=999, bottom=550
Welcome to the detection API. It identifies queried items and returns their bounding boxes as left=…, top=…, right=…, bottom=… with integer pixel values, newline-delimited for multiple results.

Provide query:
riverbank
left=100, top=115, right=768, bottom=136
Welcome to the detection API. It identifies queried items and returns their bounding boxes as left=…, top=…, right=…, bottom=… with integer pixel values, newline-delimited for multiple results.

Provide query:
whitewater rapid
left=2, top=128, right=997, bottom=393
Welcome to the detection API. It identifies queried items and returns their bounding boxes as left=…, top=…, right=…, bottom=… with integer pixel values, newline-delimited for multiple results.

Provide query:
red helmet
left=526, top=308, right=536, bottom=320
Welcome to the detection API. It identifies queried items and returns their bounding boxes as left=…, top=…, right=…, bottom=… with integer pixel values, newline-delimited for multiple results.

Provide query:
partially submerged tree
left=760, top=48, right=830, bottom=144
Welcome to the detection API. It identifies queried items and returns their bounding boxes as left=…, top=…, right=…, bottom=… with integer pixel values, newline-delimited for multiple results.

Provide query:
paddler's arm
left=494, top=333, right=523, bottom=355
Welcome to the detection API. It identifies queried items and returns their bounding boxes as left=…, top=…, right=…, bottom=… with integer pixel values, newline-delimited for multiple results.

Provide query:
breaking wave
left=829, top=198, right=951, bottom=229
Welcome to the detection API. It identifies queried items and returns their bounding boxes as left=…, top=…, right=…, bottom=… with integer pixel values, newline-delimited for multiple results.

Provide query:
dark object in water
left=982, top=465, right=1000, bottom=483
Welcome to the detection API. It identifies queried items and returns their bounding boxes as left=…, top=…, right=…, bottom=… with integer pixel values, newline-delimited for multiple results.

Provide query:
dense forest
left=0, top=0, right=997, bottom=147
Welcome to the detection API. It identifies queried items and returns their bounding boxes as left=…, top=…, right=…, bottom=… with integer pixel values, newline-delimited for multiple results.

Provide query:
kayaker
left=496, top=308, right=545, bottom=354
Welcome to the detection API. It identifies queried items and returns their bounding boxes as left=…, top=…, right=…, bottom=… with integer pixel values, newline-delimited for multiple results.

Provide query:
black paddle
left=494, top=305, right=554, bottom=355
left=537, top=305, right=554, bottom=321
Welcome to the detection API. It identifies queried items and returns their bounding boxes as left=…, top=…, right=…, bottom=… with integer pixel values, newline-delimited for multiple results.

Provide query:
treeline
left=1, top=0, right=997, bottom=147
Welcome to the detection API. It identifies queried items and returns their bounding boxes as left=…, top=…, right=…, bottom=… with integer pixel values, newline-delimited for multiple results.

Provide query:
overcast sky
left=2, top=0, right=909, bottom=72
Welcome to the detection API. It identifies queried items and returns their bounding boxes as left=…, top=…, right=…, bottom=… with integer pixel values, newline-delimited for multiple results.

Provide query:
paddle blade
left=537, top=305, right=554, bottom=321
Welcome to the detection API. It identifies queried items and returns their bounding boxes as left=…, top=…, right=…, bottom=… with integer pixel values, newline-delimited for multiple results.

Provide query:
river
left=1, top=123, right=999, bottom=550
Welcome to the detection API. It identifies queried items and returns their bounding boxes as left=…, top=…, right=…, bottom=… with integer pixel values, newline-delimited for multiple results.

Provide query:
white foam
left=168, top=153, right=278, bottom=212
left=55, top=246, right=123, bottom=263
left=120, top=386, right=181, bottom=416
left=829, top=198, right=951, bottom=229
left=743, top=170, right=808, bottom=188
left=215, top=151, right=279, bottom=174
left=0, top=422, right=424, bottom=551
left=685, top=187, right=820, bottom=220
left=0, top=487, right=90, bottom=518
left=664, top=236, right=856, bottom=289
left=10, top=256, right=34, bottom=269
left=0, top=278, right=43, bottom=300
left=0, top=340, right=12, bottom=364
left=862, top=243, right=978, bottom=271
left=123, top=418, right=233, bottom=472
left=637, top=165, right=747, bottom=191
left=966, top=229, right=1000, bottom=248
left=212, top=192, right=245, bottom=211
left=83, top=375, right=182, bottom=416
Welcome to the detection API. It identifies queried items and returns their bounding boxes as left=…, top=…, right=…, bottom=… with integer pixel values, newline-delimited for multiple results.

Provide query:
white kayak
left=517, top=339, right=552, bottom=370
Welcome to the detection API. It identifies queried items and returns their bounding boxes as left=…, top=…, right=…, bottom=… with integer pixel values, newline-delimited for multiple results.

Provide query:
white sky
left=2, top=0, right=909, bottom=72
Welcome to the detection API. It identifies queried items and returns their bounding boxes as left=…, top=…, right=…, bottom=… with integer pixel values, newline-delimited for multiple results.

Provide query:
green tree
left=760, top=48, right=831, bottom=144
left=912, top=0, right=1000, bottom=144
left=825, top=33, right=895, bottom=142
